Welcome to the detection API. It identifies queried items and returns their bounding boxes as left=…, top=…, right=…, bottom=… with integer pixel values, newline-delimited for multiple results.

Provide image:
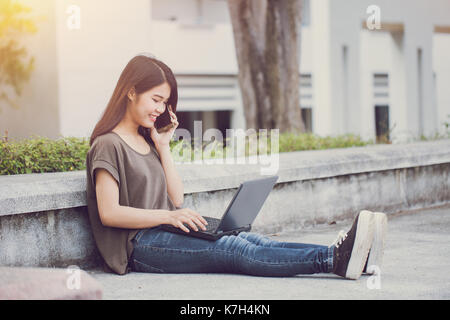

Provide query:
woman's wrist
left=146, top=209, right=172, bottom=225
left=162, top=210, right=173, bottom=225
left=155, top=143, right=170, bottom=153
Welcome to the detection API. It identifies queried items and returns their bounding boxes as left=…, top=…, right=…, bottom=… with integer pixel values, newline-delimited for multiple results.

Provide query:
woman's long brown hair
left=89, top=54, right=178, bottom=147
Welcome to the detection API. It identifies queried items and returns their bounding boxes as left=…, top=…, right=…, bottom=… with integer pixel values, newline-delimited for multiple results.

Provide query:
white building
left=1, top=0, right=449, bottom=143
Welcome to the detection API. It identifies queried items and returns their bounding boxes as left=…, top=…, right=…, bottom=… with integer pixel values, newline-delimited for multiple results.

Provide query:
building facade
left=1, top=0, right=449, bottom=143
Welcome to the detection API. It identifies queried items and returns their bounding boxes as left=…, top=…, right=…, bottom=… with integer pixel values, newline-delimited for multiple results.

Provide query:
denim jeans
left=129, top=227, right=334, bottom=277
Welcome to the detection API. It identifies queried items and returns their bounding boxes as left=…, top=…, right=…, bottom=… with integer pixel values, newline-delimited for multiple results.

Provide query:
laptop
left=161, top=175, right=279, bottom=240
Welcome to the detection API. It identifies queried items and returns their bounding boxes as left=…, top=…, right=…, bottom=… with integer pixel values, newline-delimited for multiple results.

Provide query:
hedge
left=0, top=132, right=374, bottom=176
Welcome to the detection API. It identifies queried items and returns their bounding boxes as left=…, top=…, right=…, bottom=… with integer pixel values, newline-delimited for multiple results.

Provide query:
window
left=300, top=73, right=313, bottom=132
left=151, top=0, right=229, bottom=25
left=175, top=110, right=231, bottom=147
left=375, top=105, right=390, bottom=143
left=373, top=73, right=390, bottom=142
left=301, top=108, right=313, bottom=132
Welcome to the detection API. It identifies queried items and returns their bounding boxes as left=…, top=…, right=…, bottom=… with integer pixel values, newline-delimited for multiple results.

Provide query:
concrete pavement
left=88, top=204, right=450, bottom=300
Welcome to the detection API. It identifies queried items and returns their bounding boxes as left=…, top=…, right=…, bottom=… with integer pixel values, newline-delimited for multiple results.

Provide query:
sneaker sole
left=366, top=212, right=388, bottom=274
left=345, top=210, right=375, bottom=280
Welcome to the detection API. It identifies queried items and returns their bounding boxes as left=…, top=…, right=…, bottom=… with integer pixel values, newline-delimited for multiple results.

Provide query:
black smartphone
left=155, top=105, right=175, bottom=133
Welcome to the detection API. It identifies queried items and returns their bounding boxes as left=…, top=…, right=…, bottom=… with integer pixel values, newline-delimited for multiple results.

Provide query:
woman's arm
left=156, top=144, right=184, bottom=208
left=151, top=106, right=184, bottom=208
left=96, top=168, right=207, bottom=231
left=95, top=168, right=171, bottom=229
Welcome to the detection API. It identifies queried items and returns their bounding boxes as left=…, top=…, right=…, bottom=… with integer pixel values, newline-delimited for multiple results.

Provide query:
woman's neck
left=112, top=123, right=140, bottom=139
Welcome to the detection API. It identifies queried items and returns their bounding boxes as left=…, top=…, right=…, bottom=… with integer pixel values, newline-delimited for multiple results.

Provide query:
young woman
left=85, top=54, right=386, bottom=279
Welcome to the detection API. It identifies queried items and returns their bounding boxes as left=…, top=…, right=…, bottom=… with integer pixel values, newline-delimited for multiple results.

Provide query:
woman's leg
left=130, top=227, right=334, bottom=277
left=237, top=232, right=327, bottom=250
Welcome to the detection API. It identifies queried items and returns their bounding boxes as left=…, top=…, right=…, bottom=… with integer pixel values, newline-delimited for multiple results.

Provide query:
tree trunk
left=227, top=0, right=305, bottom=133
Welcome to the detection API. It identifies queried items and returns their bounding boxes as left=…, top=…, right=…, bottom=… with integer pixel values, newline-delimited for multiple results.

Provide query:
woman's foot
left=329, top=210, right=375, bottom=280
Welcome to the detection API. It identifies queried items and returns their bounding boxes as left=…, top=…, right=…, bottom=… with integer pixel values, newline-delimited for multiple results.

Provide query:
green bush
left=0, top=131, right=375, bottom=176
left=278, top=132, right=371, bottom=152
left=0, top=134, right=90, bottom=175
left=157, top=132, right=375, bottom=162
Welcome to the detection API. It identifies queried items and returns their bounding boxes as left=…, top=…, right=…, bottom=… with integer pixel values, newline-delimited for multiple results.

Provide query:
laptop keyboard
left=201, top=216, right=221, bottom=232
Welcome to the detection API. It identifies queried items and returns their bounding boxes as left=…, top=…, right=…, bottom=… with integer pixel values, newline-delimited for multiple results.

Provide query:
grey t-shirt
left=85, top=131, right=177, bottom=275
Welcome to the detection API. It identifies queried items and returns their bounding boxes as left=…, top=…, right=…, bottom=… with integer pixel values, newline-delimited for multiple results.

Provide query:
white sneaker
left=364, top=211, right=388, bottom=274
left=329, top=210, right=375, bottom=280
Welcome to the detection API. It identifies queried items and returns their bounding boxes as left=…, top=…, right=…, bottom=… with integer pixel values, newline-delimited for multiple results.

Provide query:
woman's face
left=129, top=82, right=171, bottom=129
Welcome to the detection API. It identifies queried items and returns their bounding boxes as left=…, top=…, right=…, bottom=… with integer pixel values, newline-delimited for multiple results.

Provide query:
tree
left=227, top=0, right=305, bottom=133
left=0, top=0, right=38, bottom=114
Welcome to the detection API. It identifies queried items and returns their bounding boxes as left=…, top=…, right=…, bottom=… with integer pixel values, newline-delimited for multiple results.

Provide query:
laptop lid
left=215, top=175, right=279, bottom=232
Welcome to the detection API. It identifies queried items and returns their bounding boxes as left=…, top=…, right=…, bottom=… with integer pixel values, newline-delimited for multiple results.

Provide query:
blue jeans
left=129, top=227, right=334, bottom=277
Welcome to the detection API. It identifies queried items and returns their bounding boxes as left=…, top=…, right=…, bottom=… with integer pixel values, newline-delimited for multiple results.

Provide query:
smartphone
left=156, top=105, right=175, bottom=133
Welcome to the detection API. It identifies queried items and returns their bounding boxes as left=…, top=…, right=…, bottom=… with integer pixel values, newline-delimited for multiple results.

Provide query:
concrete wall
left=0, top=0, right=60, bottom=140
left=0, top=140, right=449, bottom=269
left=0, top=0, right=154, bottom=140
left=53, top=0, right=154, bottom=138
left=433, top=33, right=450, bottom=132
left=311, top=0, right=450, bottom=140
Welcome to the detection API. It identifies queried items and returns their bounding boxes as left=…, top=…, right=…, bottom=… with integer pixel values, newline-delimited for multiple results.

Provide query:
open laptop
left=161, top=175, right=279, bottom=240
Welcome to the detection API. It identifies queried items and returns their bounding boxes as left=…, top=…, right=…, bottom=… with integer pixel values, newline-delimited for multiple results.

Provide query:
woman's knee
left=238, top=232, right=278, bottom=247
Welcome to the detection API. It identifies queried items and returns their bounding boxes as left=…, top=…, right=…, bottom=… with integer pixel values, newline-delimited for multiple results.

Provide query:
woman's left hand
left=150, top=105, right=179, bottom=149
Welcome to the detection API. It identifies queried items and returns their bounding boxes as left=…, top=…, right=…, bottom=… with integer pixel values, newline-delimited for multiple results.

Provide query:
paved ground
left=89, top=204, right=450, bottom=300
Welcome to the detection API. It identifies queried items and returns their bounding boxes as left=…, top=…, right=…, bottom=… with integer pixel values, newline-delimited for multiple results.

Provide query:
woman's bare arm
left=156, top=144, right=184, bottom=208
left=95, top=168, right=171, bottom=229
left=95, top=168, right=207, bottom=231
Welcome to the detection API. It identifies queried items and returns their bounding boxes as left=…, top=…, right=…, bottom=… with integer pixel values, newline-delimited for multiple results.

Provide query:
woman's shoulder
left=88, top=132, right=123, bottom=160
left=91, top=132, right=121, bottom=148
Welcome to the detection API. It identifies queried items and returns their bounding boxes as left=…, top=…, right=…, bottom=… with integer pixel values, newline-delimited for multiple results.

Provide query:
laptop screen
left=216, top=176, right=278, bottom=232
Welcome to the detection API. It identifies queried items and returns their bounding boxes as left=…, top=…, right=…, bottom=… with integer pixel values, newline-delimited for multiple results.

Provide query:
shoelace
left=329, top=230, right=348, bottom=248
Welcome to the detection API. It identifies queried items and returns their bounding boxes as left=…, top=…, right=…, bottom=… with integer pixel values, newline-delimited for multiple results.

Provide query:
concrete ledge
left=0, top=171, right=86, bottom=217
left=180, top=139, right=450, bottom=194
left=1, top=140, right=449, bottom=217
left=0, top=139, right=449, bottom=268
left=0, top=207, right=102, bottom=269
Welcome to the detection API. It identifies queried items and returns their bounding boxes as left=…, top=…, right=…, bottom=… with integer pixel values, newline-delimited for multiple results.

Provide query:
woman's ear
left=127, top=87, right=136, bottom=101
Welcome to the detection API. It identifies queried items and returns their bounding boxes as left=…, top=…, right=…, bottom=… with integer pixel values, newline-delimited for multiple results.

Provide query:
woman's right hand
left=167, top=208, right=208, bottom=233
